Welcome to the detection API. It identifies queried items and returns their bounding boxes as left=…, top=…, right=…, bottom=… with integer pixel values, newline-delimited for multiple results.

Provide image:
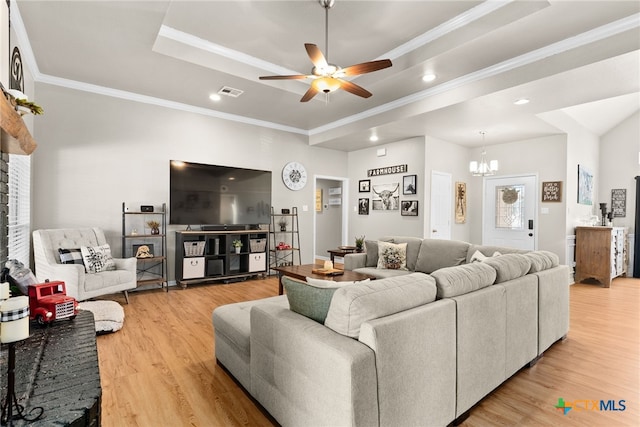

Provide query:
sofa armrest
left=344, top=253, right=367, bottom=271
left=114, top=257, right=137, bottom=273
left=250, top=304, right=378, bottom=427
left=33, top=263, right=85, bottom=300
left=359, top=299, right=457, bottom=427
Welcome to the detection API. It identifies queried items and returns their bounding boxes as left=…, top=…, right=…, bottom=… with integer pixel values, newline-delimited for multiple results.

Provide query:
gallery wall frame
left=403, top=175, right=417, bottom=195
left=401, top=200, right=418, bottom=216
left=358, top=198, right=369, bottom=215
left=359, top=179, right=370, bottom=193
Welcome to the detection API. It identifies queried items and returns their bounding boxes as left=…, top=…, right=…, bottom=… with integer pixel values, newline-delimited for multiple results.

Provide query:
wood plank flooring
left=96, top=276, right=639, bottom=426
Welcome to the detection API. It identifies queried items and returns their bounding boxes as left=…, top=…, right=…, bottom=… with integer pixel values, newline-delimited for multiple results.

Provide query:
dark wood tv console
left=175, top=229, right=268, bottom=288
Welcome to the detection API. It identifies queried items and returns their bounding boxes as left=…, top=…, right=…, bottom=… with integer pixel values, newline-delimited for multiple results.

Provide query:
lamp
left=312, top=76, right=341, bottom=94
left=469, top=131, right=498, bottom=176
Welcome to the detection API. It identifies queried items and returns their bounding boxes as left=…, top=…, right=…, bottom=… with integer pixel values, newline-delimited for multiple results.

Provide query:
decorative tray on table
left=311, top=268, right=345, bottom=276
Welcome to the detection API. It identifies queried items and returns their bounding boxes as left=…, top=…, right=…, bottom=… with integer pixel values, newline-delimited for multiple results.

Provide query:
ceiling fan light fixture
left=312, top=76, right=340, bottom=93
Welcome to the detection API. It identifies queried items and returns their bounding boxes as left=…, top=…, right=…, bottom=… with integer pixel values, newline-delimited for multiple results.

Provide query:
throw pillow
left=376, top=241, right=408, bottom=270
left=58, top=248, right=84, bottom=265
left=364, top=238, right=394, bottom=267
left=282, top=276, right=362, bottom=324
left=469, top=250, right=502, bottom=263
left=80, top=244, right=116, bottom=274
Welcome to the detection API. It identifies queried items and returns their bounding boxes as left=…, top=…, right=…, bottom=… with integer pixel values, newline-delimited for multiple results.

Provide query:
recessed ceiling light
left=209, top=93, right=221, bottom=102
left=514, top=98, right=530, bottom=105
left=369, top=135, right=379, bottom=142
left=422, top=73, right=436, bottom=82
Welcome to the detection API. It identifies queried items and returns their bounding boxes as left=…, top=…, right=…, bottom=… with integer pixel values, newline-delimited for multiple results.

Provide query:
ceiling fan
left=259, top=0, right=392, bottom=102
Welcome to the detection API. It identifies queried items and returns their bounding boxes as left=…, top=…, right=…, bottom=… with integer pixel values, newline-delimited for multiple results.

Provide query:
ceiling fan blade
left=259, top=75, right=309, bottom=80
left=341, top=59, right=392, bottom=76
left=305, top=43, right=329, bottom=69
left=300, top=86, right=319, bottom=102
left=337, top=79, right=372, bottom=98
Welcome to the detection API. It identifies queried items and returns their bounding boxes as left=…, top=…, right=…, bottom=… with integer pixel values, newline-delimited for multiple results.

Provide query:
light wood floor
left=96, top=276, right=639, bottom=426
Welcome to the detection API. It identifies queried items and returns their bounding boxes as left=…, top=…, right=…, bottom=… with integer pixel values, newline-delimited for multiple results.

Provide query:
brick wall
left=0, top=151, right=7, bottom=265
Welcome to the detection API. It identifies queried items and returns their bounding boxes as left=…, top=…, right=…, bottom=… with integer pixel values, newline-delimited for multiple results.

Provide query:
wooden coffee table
left=274, top=264, right=375, bottom=295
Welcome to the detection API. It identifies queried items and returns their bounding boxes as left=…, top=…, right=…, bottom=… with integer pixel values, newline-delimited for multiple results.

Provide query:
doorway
left=314, top=176, right=349, bottom=261
left=483, top=174, right=537, bottom=250
left=430, top=171, right=452, bottom=239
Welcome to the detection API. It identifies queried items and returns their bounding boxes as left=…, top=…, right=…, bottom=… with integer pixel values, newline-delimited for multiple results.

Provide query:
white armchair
left=32, top=228, right=136, bottom=303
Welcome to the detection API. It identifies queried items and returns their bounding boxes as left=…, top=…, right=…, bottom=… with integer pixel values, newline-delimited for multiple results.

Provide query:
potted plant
left=278, top=218, right=288, bottom=232
left=146, top=220, right=160, bottom=235
left=232, top=239, right=243, bottom=254
left=355, top=235, right=365, bottom=252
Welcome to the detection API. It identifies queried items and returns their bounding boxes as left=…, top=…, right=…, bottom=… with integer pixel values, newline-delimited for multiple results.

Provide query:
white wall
left=600, top=111, right=640, bottom=229
left=347, top=137, right=425, bottom=240
left=31, top=83, right=348, bottom=281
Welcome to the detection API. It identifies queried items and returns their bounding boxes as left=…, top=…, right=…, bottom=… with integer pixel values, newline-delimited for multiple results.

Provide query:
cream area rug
left=78, top=300, right=125, bottom=334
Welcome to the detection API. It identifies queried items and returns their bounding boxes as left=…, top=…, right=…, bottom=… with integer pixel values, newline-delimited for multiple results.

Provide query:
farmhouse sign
left=367, top=164, right=408, bottom=177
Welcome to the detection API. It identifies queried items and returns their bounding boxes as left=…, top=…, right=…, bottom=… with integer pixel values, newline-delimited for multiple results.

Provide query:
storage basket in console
left=184, top=241, right=205, bottom=257
left=250, top=238, right=266, bottom=252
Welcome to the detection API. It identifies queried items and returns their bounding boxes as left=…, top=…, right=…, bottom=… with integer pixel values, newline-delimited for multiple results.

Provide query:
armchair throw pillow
left=80, top=244, right=116, bottom=274
left=58, top=248, right=84, bottom=265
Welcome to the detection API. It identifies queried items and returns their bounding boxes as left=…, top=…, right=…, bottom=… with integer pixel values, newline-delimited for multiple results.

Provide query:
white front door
left=483, top=175, right=537, bottom=250
left=430, top=171, right=452, bottom=239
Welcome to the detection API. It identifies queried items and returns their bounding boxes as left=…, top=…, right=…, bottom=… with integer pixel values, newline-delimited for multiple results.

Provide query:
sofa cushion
left=431, top=263, right=497, bottom=298
left=354, top=267, right=412, bottom=279
left=380, top=236, right=424, bottom=271
left=483, top=253, right=532, bottom=283
left=80, top=244, right=116, bottom=274
left=324, top=272, right=437, bottom=338
left=377, top=241, right=408, bottom=270
left=414, top=239, right=470, bottom=274
left=364, top=238, right=394, bottom=267
left=283, top=276, right=368, bottom=323
left=523, top=250, right=560, bottom=273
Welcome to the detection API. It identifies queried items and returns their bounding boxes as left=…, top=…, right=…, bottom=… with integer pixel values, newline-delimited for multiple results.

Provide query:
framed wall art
left=401, top=200, right=418, bottom=216
left=542, top=181, right=562, bottom=202
left=315, top=189, right=322, bottom=212
left=455, top=182, right=466, bottom=223
left=358, top=198, right=369, bottom=215
left=611, top=188, right=626, bottom=217
left=372, top=183, right=400, bottom=210
left=403, top=175, right=417, bottom=195
left=577, top=164, right=593, bottom=205
left=359, top=179, right=370, bottom=193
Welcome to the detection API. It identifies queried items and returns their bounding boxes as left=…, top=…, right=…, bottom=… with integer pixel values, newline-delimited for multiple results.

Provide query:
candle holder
left=599, top=203, right=608, bottom=226
left=0, top=296, right=43, bottom=425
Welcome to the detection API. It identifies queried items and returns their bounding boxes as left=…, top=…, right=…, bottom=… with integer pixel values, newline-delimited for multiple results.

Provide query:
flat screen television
left=169, top=160, right=272, bottom=226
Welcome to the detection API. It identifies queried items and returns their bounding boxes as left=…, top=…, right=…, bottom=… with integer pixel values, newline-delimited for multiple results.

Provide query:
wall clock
left=282, top=161, right=307, bottom=191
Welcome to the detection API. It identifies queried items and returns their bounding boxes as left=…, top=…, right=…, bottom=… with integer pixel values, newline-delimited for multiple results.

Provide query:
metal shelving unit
left=269, top=206, right=301, bottom=275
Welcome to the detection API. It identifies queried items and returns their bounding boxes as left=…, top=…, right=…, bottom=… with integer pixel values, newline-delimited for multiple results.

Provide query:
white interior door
left=430, top=171, right=452, bottom=239
left=483, top=175, right=537, bottom=250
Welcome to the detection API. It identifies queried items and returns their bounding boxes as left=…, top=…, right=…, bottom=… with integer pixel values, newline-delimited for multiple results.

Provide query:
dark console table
left=0, top=310, right=101, bottom=426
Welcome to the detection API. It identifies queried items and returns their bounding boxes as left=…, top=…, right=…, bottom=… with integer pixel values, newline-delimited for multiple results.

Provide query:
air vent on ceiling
left=218, top=86, right=243, bottom=98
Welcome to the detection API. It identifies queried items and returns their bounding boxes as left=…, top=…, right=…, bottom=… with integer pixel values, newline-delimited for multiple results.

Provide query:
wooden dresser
left=575, top=226, right=628, bottom=287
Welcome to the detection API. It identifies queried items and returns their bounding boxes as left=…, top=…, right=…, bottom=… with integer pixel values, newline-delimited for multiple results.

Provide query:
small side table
left=327, top=247, right=358, bottom=264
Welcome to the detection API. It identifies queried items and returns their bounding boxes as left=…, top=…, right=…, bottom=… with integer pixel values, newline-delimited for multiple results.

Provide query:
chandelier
left=469, top=131, right=498, bottom=176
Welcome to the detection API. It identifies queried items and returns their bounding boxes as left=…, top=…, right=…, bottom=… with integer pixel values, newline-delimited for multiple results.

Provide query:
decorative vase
left=151, top=227, right=160, bottom=235
left=235, top=247, right=241, bottom=254
left=280, top=226, right=286, bottom=232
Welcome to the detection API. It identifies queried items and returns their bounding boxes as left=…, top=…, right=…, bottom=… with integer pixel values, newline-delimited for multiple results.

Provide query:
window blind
left=8, top=154, right=31, bottom=266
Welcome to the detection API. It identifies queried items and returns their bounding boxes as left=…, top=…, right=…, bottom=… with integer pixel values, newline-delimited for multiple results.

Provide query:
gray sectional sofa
left=212, top=237, right=570, bottom=427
